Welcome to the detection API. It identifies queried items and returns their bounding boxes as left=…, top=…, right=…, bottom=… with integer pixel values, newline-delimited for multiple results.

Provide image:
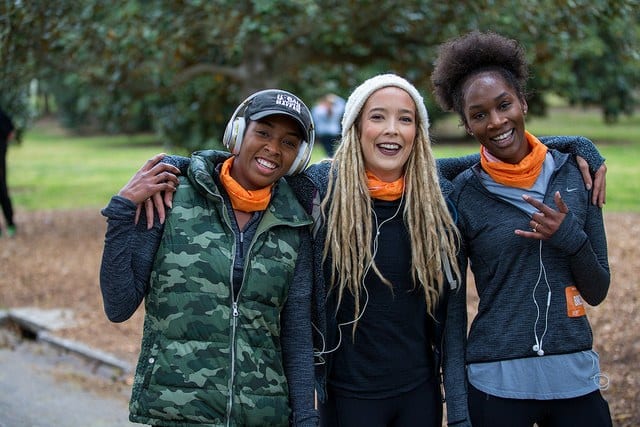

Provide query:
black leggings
left=468, top=383, right=612, bottom=427
left=319, top=377, right=442, bottom=427
left=0, top=141, right=14, bottom=227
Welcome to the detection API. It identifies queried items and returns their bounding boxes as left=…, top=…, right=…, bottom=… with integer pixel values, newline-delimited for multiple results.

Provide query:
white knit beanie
left=341, top=73, right=430, bottom=138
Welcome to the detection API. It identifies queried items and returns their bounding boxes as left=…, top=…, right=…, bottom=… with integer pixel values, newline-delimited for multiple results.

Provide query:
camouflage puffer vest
left=129, top=150, right=312, bottom=426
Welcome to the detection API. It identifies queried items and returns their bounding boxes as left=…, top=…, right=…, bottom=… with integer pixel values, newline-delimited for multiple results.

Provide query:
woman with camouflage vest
left=99, top=89, right=318, bottom=426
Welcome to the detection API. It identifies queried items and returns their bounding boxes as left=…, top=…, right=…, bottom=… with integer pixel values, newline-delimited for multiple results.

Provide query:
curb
left=0, top=308, right=132, bottom=379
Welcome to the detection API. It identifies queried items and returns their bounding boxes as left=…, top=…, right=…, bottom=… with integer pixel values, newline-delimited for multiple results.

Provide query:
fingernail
left=586, top=184, right=592, bottom=190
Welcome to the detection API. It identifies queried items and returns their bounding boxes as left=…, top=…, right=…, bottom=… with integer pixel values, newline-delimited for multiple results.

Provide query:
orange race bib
left=565, top=285, right=586, bottom=318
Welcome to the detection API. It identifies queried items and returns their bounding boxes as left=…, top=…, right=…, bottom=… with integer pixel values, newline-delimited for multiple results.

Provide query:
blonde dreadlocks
left=322, top=79, right=461, bottom=332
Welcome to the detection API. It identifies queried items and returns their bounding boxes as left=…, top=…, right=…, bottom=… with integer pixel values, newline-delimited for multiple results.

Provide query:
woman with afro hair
left=432, top=31, right=612, bottom=427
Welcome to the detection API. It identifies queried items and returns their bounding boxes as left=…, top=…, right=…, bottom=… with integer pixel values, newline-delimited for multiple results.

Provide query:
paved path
left=0, top=336, right=136, bottom=427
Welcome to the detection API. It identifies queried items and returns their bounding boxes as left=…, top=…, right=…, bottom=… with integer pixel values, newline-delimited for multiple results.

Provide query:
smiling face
left=462, top=71, right=529, bottom=164
left=231, top=114, right=302, bottom=190
left=358, top=86, right=416, bottom=181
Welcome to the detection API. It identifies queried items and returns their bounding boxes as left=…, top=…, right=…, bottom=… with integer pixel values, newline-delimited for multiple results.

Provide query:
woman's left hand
left=515, top=191, right=568, bottom=240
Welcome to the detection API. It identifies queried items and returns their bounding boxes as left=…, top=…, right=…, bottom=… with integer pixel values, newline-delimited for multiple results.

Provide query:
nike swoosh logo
left=566, top=187, right=578, bottom=192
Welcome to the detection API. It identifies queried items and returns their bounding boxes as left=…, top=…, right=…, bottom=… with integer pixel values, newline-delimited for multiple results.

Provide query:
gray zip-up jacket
left=443, top=144, right=609, bottom=425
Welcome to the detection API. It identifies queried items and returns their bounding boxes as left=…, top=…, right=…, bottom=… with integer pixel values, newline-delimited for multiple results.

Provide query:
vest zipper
left=225, top=229, right=258, bottom=424
left=226, top=218, right=240, bottom=426
left=224, top=207, right=286, bottom=424
left=226, top=300, right=239, bottom=426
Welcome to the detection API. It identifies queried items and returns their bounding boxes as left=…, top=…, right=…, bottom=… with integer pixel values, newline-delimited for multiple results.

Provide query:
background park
left=0, top=1, right=638, bottom=426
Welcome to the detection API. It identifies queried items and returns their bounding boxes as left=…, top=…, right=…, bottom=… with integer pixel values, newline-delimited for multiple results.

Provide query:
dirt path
left=0, top=208, right=638, bottom=426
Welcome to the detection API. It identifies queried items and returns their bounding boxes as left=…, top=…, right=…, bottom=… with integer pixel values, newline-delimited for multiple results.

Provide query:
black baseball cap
left=245, top=89, right=315, bottom=144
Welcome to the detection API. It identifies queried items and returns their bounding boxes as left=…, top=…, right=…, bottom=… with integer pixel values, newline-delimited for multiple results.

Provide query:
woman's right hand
left=576, top=156, right=606, bottom=207
left=515, top=191, right=568, bottom=240
left=117, top=153, right=180, bottom=228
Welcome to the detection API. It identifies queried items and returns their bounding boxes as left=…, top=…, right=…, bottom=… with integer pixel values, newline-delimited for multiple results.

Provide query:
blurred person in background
left=0, top=107, right=16, bottom=238
left=311, top=93, right=345, bottom=157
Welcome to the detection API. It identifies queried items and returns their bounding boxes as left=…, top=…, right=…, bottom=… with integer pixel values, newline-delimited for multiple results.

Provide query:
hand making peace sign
left=515, top=191, right=569, bottom=240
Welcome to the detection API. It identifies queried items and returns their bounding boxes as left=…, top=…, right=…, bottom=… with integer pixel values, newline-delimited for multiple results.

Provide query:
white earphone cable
left=313, top=192, right=404, bottom=364
left=532, top=240, right=551, bottom=356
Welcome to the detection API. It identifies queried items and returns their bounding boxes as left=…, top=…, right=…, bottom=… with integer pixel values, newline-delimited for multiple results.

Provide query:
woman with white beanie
left=299, top=73, right=461, bottom=426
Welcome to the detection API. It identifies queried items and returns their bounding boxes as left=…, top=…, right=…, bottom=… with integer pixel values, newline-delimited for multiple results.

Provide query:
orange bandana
left=480, top=131, right=548, bottom=189
left=366, top=171, right=405, bottom=201
left=219, top=157, right=273, bottom=212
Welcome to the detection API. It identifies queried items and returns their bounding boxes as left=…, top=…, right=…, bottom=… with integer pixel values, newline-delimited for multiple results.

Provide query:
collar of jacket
left=187, top=149, right=312, bottom=227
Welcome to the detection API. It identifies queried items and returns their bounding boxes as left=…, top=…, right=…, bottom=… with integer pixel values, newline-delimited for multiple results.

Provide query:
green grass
left=527, top=108, right=640, bottom=212
left=8, top=122, right=166, bottom=211
left=6, top=108, right=640, bottom=213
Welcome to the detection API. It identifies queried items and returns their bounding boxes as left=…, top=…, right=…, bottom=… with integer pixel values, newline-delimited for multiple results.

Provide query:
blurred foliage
left=1, top=0, right=638, bottom=151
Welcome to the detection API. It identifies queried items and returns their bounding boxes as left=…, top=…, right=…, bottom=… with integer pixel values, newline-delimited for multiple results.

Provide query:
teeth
left=256, top=158, right=277, bottom=169
left=493, top=130, right=512, bottom=141
left=378, top=143, right=400, bottom=150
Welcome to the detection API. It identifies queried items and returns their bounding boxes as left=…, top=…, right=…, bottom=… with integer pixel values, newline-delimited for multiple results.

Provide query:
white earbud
left=532, top=344, right=544, bottom=356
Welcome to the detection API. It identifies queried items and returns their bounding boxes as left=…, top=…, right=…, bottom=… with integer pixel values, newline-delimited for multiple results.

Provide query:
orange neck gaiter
left=219, top=157, right=273, bottom=212
left=366, top=171, right=405, bottom=201
left=480, top=130, right=548, bottom=189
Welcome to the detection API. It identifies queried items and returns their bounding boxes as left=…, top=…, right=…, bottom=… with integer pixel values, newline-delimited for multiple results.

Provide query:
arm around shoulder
left=280, top=231, right=318, bottom=426
left=437, top=154, right=480, bottom=182
left=100, top=195, right=163, bottom=322
left=540, top=135, right=604, bottom=172
left=442, top=247, right=472, bottom=427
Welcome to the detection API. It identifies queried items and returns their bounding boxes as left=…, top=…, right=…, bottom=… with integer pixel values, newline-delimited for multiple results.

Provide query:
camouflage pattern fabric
left=129, top=150, right=312, bottom=426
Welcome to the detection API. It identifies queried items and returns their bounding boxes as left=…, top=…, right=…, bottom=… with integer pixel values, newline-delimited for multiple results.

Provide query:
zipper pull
left=232, top=301, right=239, bottom=317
